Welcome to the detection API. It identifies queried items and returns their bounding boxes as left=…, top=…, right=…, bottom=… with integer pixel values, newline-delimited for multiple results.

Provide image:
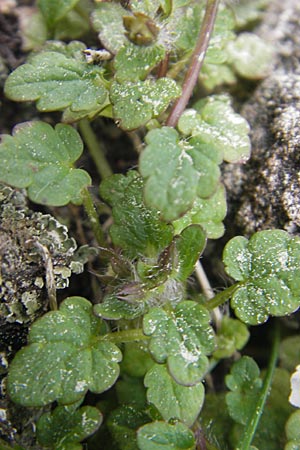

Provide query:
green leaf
left=4, top=44, right=109, bottom=122
left=285, top=410, right=300, bottom=450
left=145, top=364, right=204, bottom=426
left=99, top=171, right=173, bottom=258
left=91, top=3, right=127, bottom=54
left=143, top=301, right=215, bottom=385
left=213, top=317, right=250, bottom=359
left=172, top=184, right=227, bottom=239
left=121, top=342, right=155, bottom=378
left=115, top=43, right=165, bottom=82
left=225, top=356, right=262, bottom=426
left=178, top=95, right=251, bottom=163
left=94, top=294, right=146, bottom=321
left=0, top=121, right=90, bottom=206
left=110, top=79, right=180, bottom=130
left=280, top=336, right=300, bottom=371
left=137, top=421, right=195, bottom=450
left=36, top=405, right=102, bottom=450
left=223, top=230, right=300, bottom=325
left=7, top=297, right=122, bottom=406
left=226, top=33, right=274, bottom=80
left=116, top=375, right=148, bottom=408
left=53, top=7, right=90, bottom=41
left=200, top=62, right=236, bottom=91
left=38, top=0, right=80, bottom=27
left=172, top=225, right=207, bottom=282
left=108, top=405, right=150, bottom=450
left=139, top=127, right=221, bottom=221
left=230, top=0, right=271, bottom=28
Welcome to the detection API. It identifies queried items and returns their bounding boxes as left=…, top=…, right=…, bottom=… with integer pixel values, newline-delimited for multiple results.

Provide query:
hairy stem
left=205, top=282, right=243, bottom=310
left=237, top=322, right=280, bottom=450
left=79, top=118, right=113, bottom=180
left=82, top=188, right=107, bottom=247
left=102, top=328, right=150, bottom=344
left=166, top=0, right=220, bottom=127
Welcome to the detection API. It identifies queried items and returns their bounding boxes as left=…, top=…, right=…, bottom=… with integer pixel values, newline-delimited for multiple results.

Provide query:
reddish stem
left=166, top=0, right=220, bottom=127
left=157, top=52, right=170, bottom=78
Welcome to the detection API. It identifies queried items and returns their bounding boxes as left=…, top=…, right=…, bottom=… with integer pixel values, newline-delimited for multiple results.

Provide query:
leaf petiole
left=101, top=328, right=149, bottom=344
left=205, top=282, right=244, bottom=310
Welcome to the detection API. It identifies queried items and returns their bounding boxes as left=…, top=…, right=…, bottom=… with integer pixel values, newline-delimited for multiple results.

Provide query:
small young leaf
left=0, top=121, right=91, bottom=206
left=172, top=184, right=227, bottom=239
left=110, top=79, right=181, bottom=130
left=213, top=317, right=250, bottom=359
left=38, top=0, right=80, bottom=27
left=36, top=405, right=102, bottom=450
left=91, top=2, right=127, bottom=54
left=230, top=0, right=270, bottom=28
left=7, top=297, right=122, bottom=406
left=115, top=43, right=165, bottom=82
left=172, top=225, right=207, bottom=282
left=178, top=95, right=251, bottom=163
left=121, top=342, right=154, bottom=378
left=223, top=230, right=300, bottom=325
left=137, top=421, right=195, bottom=450
left=225, top=356, right=262, bottom=426
left=139, top=127, right=221, bottom=221
left=4, top=45, right=109, bottom=122
left=145, top=364, right=204, bottom=426
left=280, top=336, right=300, bottom=372
left=116, top=375, right=148, bottom=408
left=99, top=171, right=173, bottom=258
left=143, top=301, right=215, bottom=385
left=94, top=294, right=145, bottom=321
left=108, top=405, right=150, bottom=450
left=285, top=410, right=300, bottom=450
left=226, top=33, right=274, bottom=80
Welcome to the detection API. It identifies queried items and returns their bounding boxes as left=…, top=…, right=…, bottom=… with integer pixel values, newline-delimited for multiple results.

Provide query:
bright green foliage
left=144, top=364, right=204, bottom=426
left=4, top=43, right=109, bottom=122
left=223, top=230, right=300, bottom=324
left=99, top=171, right=173, bottom=258
left=226, top=33, right=274, bottom=79
left=94, top=293, right=146, bottom=321
left=200, top=62, right=236, bottom=91
left=107, top=405, right=150, bottom=450
left=137, top=421, right=195, bottom=450
left=213, top=317, right=249, bottom=359
left=178, top=95, right=251, bottom=163
left=0, top=121, right=90, bottom=206
left=172, top=183, right=227, bottom=239
left=110, top=79, right=181, bottom=130
left=38, top=0, right=80, bottom=27
left=171, top=225, right=207, bottom=282
left=121, top=342, right=155, bottom=378
left=139, top=127, right=221, bottom=221
left=36, top=405, right=102, bottom=450
left=280, top=336, right=300, bottom=371
left=285, top=410, right=300, bottom=450
left=114, top=43, right=165, bottom=82
left=143, top=301, right=215, bottom=385
left=7, top=297, right=122, bottom=406
left=225, top=356, right=263, bottom=426
left=91, top=2, right=127, bottom=53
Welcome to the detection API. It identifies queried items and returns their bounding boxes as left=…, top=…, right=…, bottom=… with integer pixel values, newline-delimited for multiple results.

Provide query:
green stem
left=79, top=118, right=113, bottom=180
left=101, top=328, right=149, bottom=344
left=82, top=188, right=106, bottom=247
left=166, top=0, right=220, bottom=127
left=205, top=282, right=243, bottom=310
left=237, top=322, right=280, bottom=450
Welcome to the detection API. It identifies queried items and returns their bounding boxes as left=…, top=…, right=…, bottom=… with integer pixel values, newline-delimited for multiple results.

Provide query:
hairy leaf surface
left=178, top=95, right=250, bottom=163
left=7, top=297, right=121, bottom=406
left=143, top=301, right=215, bottom=385
left=110, top=79, right=180, bottom=130
left=36, top=405, right=102, bottom=450
left=145, top=364, right=204, bottom=426
left=0, top=121, right=90, bottom=206
left=223, top=230, right=300, bottom=324
left=139, top=127, right=221, bottom=221
left=4, top=45, right=109, bottom=122
left=137, top=421, right=195, bottom=450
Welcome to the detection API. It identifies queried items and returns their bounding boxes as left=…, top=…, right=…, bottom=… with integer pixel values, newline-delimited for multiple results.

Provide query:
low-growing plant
left=1, top=0, right=300, bottom=449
